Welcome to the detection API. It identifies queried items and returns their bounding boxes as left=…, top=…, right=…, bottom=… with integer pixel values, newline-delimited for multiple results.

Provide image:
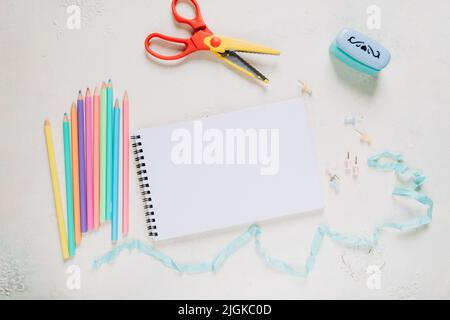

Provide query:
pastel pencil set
left=44, top=80, right=130, bottom=260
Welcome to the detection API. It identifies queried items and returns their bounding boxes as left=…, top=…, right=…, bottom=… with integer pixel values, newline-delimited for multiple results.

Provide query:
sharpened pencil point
left=64, top=113, right=69, bottom=122
left=102, top=82, right=107, bottom=89
left=114, top=99, right=120, bottom=108
left=123, top=91, right=128, bottom=101
left=78, top=91, right=83, bottom=100
left=94, top=87, right=99, bottom=96
left=86, top=88, right=91, bottom=96
left=71, top=102, right=76, bottom=109
left=44, top=119, right=50, bottom=126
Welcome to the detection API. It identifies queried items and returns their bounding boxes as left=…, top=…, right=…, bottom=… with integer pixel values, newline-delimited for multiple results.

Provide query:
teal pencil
left=112, top=99, right=120, bottom=241
left=63, top=114, right=75, bottom=257
left=106, top=80, right=113, bottom=221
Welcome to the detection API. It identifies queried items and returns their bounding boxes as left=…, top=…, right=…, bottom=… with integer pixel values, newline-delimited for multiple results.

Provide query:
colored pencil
left=63, top=114, right=75, bottom=257
left=85, top=88, right=93, bottom=231
left=112, top=99, right=120, bottom=242
left=106, top=80, right=113, bottom=221
left=100, top=82, right=107, bottom=224
left=122, top=91, right=129, bottom=236
left=117, top=103, right=123, bottom=242
left=77, top=91, right=87, bottom=233
left=93, top=87, right=100, bottom=229
left=44, top=120, right=69, bottom=260
left=70, top=104, right=82, bottom=245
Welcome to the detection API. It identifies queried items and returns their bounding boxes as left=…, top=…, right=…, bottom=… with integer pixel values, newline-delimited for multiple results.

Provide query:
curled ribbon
left=93, top=151, right=433, bottom=277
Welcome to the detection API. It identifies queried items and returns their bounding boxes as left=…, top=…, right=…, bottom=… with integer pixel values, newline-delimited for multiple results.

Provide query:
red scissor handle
left=145, top=33, right=197, bottom=60
left=171, top=0, right=207, bottom=31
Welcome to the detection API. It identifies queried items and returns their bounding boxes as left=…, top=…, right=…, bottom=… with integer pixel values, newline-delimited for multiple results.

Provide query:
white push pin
left=344, top=152, right=352, bottom=173
left=352, top=156, right=359, bottom=178
left=344, top=116, right=356, bottom=126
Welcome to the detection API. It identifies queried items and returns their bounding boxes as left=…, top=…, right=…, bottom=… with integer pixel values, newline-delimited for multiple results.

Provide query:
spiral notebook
left=132, top=99, right=323, bottom=241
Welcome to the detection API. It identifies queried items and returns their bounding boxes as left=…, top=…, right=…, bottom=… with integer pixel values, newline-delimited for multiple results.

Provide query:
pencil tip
left=102, top=82, right=107, bottom=89
left=64, top=113, right=69, bottom=121
left=115, top=99, right=120, bottom=108
left=94, top=87, right=99, bottom=95
left=44, top=119, right=50, bottom=126
left=123, top=91, right=128, bottom=100
left=108, top=81, right=113, bottom=88
left=86, top=87, right=91, bottom=95
left=78, top=91, right=83, bottom=100
left=71, top=102, right=76, bottom=109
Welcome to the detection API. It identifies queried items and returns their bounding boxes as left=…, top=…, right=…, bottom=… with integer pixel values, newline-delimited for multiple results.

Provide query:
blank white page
left=135, top=99, right=323, bottom=241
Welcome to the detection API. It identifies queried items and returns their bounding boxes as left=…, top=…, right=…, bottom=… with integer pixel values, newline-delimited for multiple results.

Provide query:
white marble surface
left=1, top=0, right=449, bottom=299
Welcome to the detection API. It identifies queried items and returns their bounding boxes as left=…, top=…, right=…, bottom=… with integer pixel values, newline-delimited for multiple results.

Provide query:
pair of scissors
left=144, top=0, right=280, bottom=84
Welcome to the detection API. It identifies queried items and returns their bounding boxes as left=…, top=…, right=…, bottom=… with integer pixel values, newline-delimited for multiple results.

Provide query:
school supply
left=77, top=92, right=88, bottom=233
left=94, top=152, right=433, bottom=278
left=112, top=100, right=121, bottom=242
left=131, top=99, right=323, bottom=241
left=297, top=80, right=312, bottom=96
left=44, top=120, right=69, bottom=260
left=326, top=169, right=340, bottom=194
left=145, top=0, right=280, bottom=83
left=106, top=81, right=113, bottom=221
left=330, top=28, right=391, bottom=75
left=93, top=87, right=100, bottom=229
left=100, top=82, right=107, bottom=224
left=85, top=89, right=94, bottom=231
left=63, top=114, right=76, bottom=257
left=354, top=129, right=372, bottom=145
left=122, top=92, right=130, bottom=236
left=352, top=156, right=359, bottom=178
left=45, top=82, right=129, bottom=260
left=70, top=105, right=82, bottom=245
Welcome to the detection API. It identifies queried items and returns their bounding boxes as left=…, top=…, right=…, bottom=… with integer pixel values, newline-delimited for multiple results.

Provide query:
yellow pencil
left=44, top=119, right=69, bottom=260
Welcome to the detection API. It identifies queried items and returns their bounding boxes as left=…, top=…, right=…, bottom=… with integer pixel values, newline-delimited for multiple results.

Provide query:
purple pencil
left=77, top=91, right=87, bottom=233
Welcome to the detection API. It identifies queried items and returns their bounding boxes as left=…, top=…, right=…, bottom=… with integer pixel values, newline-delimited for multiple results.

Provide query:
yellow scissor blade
left=206, top=36, right=280, bottom=55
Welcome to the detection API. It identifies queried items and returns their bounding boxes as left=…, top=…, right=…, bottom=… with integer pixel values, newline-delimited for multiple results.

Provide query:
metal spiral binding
left=131, top=135, right=158, bottom=237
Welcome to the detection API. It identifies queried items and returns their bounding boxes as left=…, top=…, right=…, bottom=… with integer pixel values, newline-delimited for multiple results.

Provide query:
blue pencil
left=111, top=99, right=120, bottom=241
left=106, top=80, right=113, bottom=221
left=77, top=91, right=87, bottom=233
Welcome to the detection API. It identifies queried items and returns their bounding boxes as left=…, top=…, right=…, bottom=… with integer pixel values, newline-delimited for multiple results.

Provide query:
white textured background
left=1, top=0, right=449, bottom=299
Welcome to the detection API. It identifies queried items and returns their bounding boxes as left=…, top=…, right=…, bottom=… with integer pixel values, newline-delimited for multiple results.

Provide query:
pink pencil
left=93, top=87, right=100, bottom=229
left=85, top=88, right=94, bottom=231
left=122, top=91, right=129, bottom=236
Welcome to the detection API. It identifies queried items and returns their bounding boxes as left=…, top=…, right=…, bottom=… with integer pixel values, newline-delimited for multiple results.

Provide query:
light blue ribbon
left=93, top=151, right=433, bottom=277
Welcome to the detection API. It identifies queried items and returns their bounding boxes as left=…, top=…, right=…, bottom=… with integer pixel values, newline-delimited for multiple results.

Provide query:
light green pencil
left=100, top=82, right=107, bottom=223
left=63, top=114, right=75, bottom=257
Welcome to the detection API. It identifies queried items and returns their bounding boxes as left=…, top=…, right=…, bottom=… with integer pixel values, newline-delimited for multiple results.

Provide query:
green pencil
left=100, top=82, right=107, bottom=223
left=106, top=80, right=113, bottom=221
left=63, top=114, right=75, bottom=257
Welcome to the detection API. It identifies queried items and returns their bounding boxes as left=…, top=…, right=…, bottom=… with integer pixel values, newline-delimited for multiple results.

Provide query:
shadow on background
left=330, top=54, right=379, bottom=96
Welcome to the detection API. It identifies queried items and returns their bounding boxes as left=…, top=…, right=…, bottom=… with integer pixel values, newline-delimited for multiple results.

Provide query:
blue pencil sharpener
left=330, top=28, right=391, bottom=75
